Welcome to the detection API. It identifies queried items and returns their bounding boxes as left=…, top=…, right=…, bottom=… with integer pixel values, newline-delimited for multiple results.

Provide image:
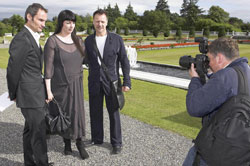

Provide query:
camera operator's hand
left=189, top=63, right=199, bottom=78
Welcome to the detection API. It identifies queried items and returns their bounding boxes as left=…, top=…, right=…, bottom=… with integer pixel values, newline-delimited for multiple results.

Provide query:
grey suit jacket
left=6, top=27, right=46, bottom=108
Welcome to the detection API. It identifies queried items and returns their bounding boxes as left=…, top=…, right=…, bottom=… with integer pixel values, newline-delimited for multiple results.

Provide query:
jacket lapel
left=103, top=31, right=112, bottom=61
left=23, top=27, right=43, bottom=69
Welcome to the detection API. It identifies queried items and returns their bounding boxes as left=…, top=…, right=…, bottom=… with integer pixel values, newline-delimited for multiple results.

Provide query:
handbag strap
left=51, top=98, right=64, bottom=115
left=93, top=38, right=114, bottom=83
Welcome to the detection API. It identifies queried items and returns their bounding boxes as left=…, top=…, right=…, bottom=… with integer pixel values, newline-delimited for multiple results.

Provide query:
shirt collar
left=24, top=25, right=40, bottom=47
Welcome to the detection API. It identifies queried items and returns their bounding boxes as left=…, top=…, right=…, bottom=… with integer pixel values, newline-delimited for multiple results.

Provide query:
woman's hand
left=46, top=90, right=54, bottom=103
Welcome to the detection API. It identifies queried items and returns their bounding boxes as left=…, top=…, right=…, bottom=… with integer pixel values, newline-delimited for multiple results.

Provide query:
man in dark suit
left=85, top=9, right=131, bottom=154
left=7, top=3, right=53, bottom=166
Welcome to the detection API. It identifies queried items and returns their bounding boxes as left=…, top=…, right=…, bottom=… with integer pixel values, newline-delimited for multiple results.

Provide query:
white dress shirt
left=24, top=25, right=40, bottom=47
left=96, top=35, right=107, bottom=65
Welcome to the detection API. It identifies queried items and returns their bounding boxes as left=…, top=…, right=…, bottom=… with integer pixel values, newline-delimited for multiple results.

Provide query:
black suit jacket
left=7, top=27, right=46, bottom=108
left=85, top=31, right=131, bottom=96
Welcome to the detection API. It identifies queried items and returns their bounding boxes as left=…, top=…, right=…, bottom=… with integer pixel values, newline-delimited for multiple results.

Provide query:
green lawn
left=0, top=48, right=9, bottom=68
left=137, top=44, right=250, bottom=65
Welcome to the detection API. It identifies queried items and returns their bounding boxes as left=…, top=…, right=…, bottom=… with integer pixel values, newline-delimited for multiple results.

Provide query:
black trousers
left=21, top=107, right=48, bottom=166
left=89, top=86, right=122, bottom=147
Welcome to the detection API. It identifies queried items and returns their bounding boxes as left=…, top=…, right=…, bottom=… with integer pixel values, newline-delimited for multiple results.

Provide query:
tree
left=113, top=3, right=121, bottom=18
left=176, top=27, right=182, bottom=40
left=104, top=3, right=121, bottom=30
left=128, top=21, right=139, bottom=30
left=44, top=21, right=55, bottom=36
left=229, top=17, right=243, bottom=29
left=114, top=17, right=129, bottom=29
left=218, top=26, right=226, bottom=37
left=124, top=3, right=138, bottom=30
left=180, top=0, right=188, bottom=16
left=141, top=10, right=169, bottom=36
left=208, top=6, right=229, bottom=23
left=241, top=23, right=250, bottom=32
left=143, top=29, right=148, bottom=36
left=170, top=13, right=185, bottom=30
left=124, top=3, right=137, bottom=21
left=155, top=0, right=170, bottom=15
left=189, top=26, right=195, bottom=38
left=163, top=27, right=170, bottom=37
left=9, top=14, right=25, bottom=34
left=124, top=27, right=129, bottom=36
left=0, top=22, right=7, bottom=36
left=82, top=13, right=93, bottom=31
left=195, top=18, right=215, bottom=31
left=203, top=26, right=210, bottom=38
left=87, top=27, right=92, bottom=35
left=2, top=18, right=10, bottom=25
left=116, top=27, right=120, bottom=34
left=75, top=14, right=83, bottom=31
left=180, top=0, right=204, bottom=28
left=152, top=24, right=161, bottom=37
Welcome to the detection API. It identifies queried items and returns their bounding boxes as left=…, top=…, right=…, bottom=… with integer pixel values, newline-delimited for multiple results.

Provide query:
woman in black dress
left=44, top=10, right=89, bottom=159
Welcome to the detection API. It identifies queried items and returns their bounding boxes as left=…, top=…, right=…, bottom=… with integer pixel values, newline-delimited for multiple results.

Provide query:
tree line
left=0, top=0, right=250, bottom=37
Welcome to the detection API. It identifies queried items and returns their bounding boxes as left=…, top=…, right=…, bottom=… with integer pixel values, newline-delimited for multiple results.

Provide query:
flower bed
left=132, top=42, right=199, bottom=50
left=237, top=40, right=250, bottom=44
left=123, top=38, right=138, bottom=41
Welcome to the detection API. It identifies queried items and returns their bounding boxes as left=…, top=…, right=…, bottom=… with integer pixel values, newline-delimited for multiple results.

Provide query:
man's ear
left=217, top=53, right=224, bottom=64
left=27, top=13, right=32, bottom=22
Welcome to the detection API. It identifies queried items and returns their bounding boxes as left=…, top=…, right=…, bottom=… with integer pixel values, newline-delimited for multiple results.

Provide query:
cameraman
left=183, top=37, right=250, bottom=166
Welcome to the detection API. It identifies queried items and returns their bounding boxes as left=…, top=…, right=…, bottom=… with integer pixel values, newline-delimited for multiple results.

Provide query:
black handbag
left=45, top=98, right=71, bottom=135
left=93, top=39, right=125, bottom=110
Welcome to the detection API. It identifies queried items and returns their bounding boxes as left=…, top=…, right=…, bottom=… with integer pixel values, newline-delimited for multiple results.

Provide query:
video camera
left=179, top=37, right=209, bottom=84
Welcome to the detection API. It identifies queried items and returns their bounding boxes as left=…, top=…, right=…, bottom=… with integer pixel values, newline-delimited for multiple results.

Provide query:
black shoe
left=48, top=162, right=54, bottom=166
left=76, top=140, right=89, bottom=160
left=64, top=149, right=72, bottom=155
left=112, top=146, right=122, bottom=155
left=63, top=138, right=72, bottom=155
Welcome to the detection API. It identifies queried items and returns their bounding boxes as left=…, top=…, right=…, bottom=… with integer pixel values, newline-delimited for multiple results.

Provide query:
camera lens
left=179, top=55, right=195, bottom=69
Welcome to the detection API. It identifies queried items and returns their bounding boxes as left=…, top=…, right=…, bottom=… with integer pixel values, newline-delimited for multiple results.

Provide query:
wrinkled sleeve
left=118, top=36, right=131, bottom=88
left=80, top=39, right=88, bottom=64
left=44, top=37, right=56, bottom=79
left=7, top=34, right=30, bottom=100
left=186, top=72, right=234, bottom=117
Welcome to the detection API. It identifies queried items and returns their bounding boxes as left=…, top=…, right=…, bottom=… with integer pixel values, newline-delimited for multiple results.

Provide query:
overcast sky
left=0, top=0, right=249, bottom=23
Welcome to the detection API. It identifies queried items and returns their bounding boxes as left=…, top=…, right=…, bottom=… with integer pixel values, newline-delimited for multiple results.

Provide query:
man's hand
left=189, top=63, right=199, bottom=78
left=122, top=86, right=130, bottom=92
left=8, top=95, right=16, bottom=102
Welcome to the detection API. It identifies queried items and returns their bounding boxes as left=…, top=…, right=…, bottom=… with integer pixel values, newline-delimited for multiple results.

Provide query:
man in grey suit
left=7, top=3, right=53, bottom=166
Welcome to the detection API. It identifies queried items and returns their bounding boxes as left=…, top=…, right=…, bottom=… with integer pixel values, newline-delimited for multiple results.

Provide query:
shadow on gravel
left=163, top=112, right=201, bottom=129
left=0, top=157, right=23, bottom=166
left=0, top=122, right=23, bottom=154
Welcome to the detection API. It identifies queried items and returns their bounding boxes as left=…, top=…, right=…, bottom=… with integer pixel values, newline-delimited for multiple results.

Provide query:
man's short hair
left=208, top=37, right=239, bottom=60
left=93, top=9, right=108, bottom=19
left=25, top=3, right=48, bottom=23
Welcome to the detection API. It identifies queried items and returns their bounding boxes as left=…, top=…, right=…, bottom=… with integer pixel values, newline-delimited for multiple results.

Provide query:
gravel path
left=0, top=68, right=192, bottom=166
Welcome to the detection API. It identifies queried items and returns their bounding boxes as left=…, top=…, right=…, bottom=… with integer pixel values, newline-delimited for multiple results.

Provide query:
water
left=131, top=61, right=190, bottom=80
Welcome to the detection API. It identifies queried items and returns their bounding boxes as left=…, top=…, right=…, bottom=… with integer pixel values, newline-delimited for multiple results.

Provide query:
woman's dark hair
left=25, top=3, right=48, bottom=23
left=54, top=10, right=85, bottom=57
